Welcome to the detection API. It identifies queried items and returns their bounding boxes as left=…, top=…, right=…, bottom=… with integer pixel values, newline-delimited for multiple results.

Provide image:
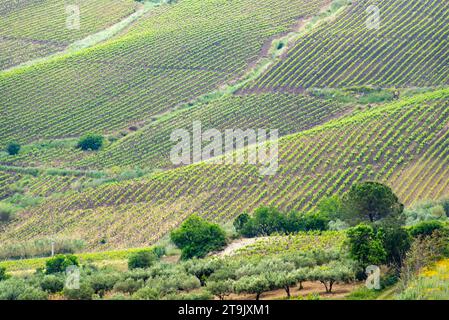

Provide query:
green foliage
left=207, top=279, right=234, bottom=300
left=380, top=225, right=411, bottom=270
left=6, top=142, right=20, bottom=155
left=113, top=278, right=144, bottom=294
left=342, top=182, right=403, bottom=224
left=0, top=202, right=18, bottom=222
left=45, top=254, right=79, bottom=274
left=347, top=224, right=386, bottom=267
left=40, top=275, right=64, bottom=293
left=77, top=134, right=104, bottom=151
left=235, top=206, right=329, bottom=237
left=170, top=215, right=227, bottom=260
left=307, top=260, right=355, bottom=293
left=234, top=275, right=270, bottom=300
left=128, top=249, right=157, bottom=270
left=63, top=282, right=94, bottom=300
left=88, top=272, right=121, bottom=297
left=0, top=266, right=10, bottom=281
left=0, top=278, right=47, bottom=300
left=409, top=221, right=447, bottom=238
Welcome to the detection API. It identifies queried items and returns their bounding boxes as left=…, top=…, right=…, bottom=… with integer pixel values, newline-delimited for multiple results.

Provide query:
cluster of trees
left=234, top=206, right=328, bottom=237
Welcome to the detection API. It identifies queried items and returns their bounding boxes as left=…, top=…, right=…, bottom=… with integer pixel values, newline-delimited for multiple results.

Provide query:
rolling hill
left=2, top=89, right=449, bottom=249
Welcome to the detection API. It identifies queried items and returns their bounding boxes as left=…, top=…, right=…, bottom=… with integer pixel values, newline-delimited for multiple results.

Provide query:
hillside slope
left=243, top=0, right=449, bottom=92
left=0, top=0, right=325, bottom=146
left=2, top=89, right=449, bottom=249
left=0, top=0, right=139, bottom=69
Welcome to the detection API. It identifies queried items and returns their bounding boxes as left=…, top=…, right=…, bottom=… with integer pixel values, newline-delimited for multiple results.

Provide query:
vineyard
left=0, top=0, right=138, bottom=70
left=3, top=89, right=449, bottom=249
left=231, top=232, right=346, bottom=258
left=0, top=0, right=325, bottom=147
left=243, top=0, right=449, bottom=92
left=80, top=93, right=351, bottom=170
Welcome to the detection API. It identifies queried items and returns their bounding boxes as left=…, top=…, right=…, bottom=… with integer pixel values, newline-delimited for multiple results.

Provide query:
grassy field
left=243, top=0, right=449, bottom=92
left=0, top=0, right=139, bottom=70
left=2, top=89, right=449, bottom=249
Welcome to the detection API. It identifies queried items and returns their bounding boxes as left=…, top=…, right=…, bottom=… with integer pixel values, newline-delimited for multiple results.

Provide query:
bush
left=40, top=275, right=64, bottom=293
left=88, top=272, right=121, bottom=297
left=0, top=202, right=18, bottom=222
left=0, top=266, right=10, bottom=281
left=132, top=287, right=160, bottom=300
left=409, top=221, right=447, bottom=238
left=63, top=282, right=94, bottom=300
left=76, top=134, right=104, bottom=151
left=0, top=278, right=47, bottom=300
left=6, top=142, right=20, bottom=155
left=171, top=215, right=227, bottom=259
left=45, top=254, right=79, bottom=274
left=113, top=278, right=144, bottom=294
left=347, top=224, right=386, bottom=267
left=128, top=249, right=157, bottom=270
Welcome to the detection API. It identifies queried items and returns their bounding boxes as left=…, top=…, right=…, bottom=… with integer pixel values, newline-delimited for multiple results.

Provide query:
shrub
left=0, top=266, right=10, bottom=281
left=63, top=282, right=94, bottom=300
left=45, top=254, right=79, bottom=274
left=409, top=221, right=447, bottom=238
left=0, top=202, right=17, bottom=222
left=347, top=224, right=386, bottom=267
left=76, top=134, right=104, bottom=151
left=128, top=249, right=157, bottom=269
left=88, top=272, right=121, bottom=297
left=132, top=287, right=161, bottom=300
left=40, top=275, right=64, bottom=293
left=6, top=142, right=20, bottom=155
left=170, top=215, right=227, bottom=259
left=113, top=278, right=144, bottom=294
left=0, top=278, right=47, bottom=300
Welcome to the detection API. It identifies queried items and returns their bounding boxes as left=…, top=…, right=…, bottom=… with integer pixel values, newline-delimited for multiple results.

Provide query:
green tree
left=234, top=275, right=270, bottom=300
left=379, top=225, right=411, bottom=270
left=45, top=254, right=79, bottom=274
left=128, top=249, right=157, bottom=270
left=76, top=133, right=104, bottom=151
left=308, top=261, right=355, bottom=293
left=409, top=220, right=447, bottom=238
left=233, top=213, right=251, bottom=234
left=347, top=224, right=386, bottom=267
left=0, top=266, right=10, bottom=281
left=170, top=215, right=227, bottom=259
left=342, top=182, right=403, bottom=224
left=207, top=280, right=234, bottom=300
left=6, top=142, right=20, bottom=155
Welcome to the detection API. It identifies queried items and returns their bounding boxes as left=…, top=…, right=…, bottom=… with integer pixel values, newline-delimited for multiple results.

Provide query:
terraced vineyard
left=0, top=0, right=325, bottom=147
left=0, top=0, right=139, bottom=69
left=243, top=0, right=449, bottom=92
left=80, top=93, right=351, bottom=170
left=3, top=89, right=449, bottom=249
